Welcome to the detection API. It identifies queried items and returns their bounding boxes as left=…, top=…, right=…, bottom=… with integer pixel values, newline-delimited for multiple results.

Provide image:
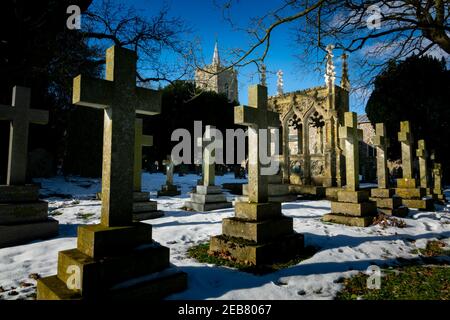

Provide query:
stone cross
left=416, top=139, right=429, bottom=189
left=235, top=84, right=280, bottom=202
left=72, top=45, right=161, bottom=227
left=339, top=112, right=363, bottom=191
left=0, top=86, right=48, bottom=185
left=163, top=155, right=174, bottom=185
left=398, top=121, right=414, bottom=179
left=134, top=118, right=153, bottom=192
left=373, top=123, right=389, bottom=189
left=203, top=125, right=215, bottom=186
left=433, top=163, right=442, bottom=192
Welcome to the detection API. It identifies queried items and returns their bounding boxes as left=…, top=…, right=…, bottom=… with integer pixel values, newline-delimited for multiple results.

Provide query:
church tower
left=195, top=41, right=238, bottom=103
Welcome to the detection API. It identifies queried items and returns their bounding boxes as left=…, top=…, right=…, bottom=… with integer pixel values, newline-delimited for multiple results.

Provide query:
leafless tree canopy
left=215, top=0, right=449, bottom=88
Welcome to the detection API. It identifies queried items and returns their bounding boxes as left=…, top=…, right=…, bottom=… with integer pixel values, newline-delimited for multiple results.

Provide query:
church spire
left=212, top=40, right=220, bottom=66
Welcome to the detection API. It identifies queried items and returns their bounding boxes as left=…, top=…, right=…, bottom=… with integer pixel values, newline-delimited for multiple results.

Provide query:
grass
left=187, top=242, right=318, bottom=275
left=336, top=265, right=450, bottom=300
left=337, top=240, right=450, bottom=300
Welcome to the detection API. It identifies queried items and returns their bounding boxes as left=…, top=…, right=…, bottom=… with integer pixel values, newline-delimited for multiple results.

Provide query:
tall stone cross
left=73, top=45, right=161, bottom=227
left=203, top=125, right=216, bottom=186
left=163, top=155, right=174, bottom=186
left=398, top=121, right=414, bottom=179
left=134, top=118, right=153, bottom=192
left=416, top=139, right=428, bottom=189
left=373, top=123, right=389, bottom=189
left=235, top=84, right=280, bottom=202
left=433, top=163, right=442, bottom=192
left=0, top=86, right=48, bottom=185
left=339, top=112, right=363, bottom=191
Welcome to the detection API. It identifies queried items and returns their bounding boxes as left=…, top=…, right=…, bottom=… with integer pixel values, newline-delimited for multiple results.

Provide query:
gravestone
left=416, top=139, right=432, bottom=195
left=97, top=118, right=163, bottom=220
left=432, top=163, right=446, bottom=202
left=0, top=86, right=58, bottom=248
left=394, top=121, right=434, bottom=211
left=157, top=155, right=180, bottom=196
left=37, top=45, right=186, bottom=300
left=369, top=123, right=408, bottom=216
left=322, top=112, right=378, bottom=227
left=184, top=126, right=232, bottom=211
left=209, top=84, right=304, bottom=265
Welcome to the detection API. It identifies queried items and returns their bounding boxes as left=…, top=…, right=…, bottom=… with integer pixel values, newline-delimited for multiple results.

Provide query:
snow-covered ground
left=0, top=173, right=449, bottom=300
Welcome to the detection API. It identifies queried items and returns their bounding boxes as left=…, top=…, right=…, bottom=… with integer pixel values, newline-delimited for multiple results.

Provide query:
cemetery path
left=0, top=173, right=449, bottom=300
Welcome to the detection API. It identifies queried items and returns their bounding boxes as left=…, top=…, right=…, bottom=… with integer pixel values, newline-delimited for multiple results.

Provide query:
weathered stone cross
left=398, top=121, right=414, bottom=179
left=416, top=139, right=428, bottom=189
left=234, top=84, right=280, bottom=202
left=373, top=123, right=389, bottom=189
left=339, top=112, right=363, bottom=191
left=73, top=45, right=161, bottom=227
left=0, top=86, right=48, bottom=185
left=433, top=163, right=442, bottom=192
left=163, top=155, right=175, bottom=186
left=134, top=118, right=153, bottom=192
left=203, top=125, right=216, bottom=186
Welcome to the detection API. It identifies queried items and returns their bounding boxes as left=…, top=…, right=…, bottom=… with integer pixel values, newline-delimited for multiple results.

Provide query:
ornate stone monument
left=0, top=86, right=58, bottom=248
left=322, top=112, right=378, bottom=227
left=185, top=126, right=232, bottom=211
left=394, top=121, right=433, bottom=211
left=37, top=45, right=186, bottom=300
left=157, top=155, right=181, bottom=197
left=432, top=163, right=446, bottom=203
left=209, top=85, right=304, bottom=265
left=369, top=123, right=408, bottom=216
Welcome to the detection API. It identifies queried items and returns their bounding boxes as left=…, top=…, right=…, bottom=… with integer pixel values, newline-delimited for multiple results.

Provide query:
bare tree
left=80, top=0, right=194, bottom=86
left=212, top=0, right=449, bottom=90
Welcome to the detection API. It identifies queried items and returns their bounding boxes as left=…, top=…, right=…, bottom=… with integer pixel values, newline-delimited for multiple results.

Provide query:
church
left=194, top=42, right=239, bottom=103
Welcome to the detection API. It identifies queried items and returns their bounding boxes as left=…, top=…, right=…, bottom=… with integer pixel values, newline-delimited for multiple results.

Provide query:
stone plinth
left=157, top=184, right=180, bottom=197
left=0, top=185, right=58, bottom=248
left=37, top=223, right=187, bottom=300
left=395, top=178, right=434, bottom=211
left=322, top=190, right=378, bottom=227
left=240, top=175, right=297, bottom=203
left=184, top=185, right=232, bottom=212
left=209, top=202, right=304, bottom=265
left=288, top=184, right=326, bottom=199
left=97, top=192, right=163, bottom=221
left=370, top=188, right=408, bottom=217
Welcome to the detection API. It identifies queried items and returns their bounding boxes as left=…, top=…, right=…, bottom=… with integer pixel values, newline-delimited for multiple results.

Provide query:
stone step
left=0, top=201, right=49, bottom=224
left=322, top=214, right=374, bottom=227
left=55, top=244, right=170, bottom=298
left=402, top=198, right=434, bottom=211
left=288, top=185, right=325, bottom=198
left=370, top=188, right=395, bottom=198
left=235, top=202, right=281, bottom=220
left=330, top=201, right=377, bottom=217
left=185, top=201, right=232, bottom=212
left=133, top=210, right=164, bottom=221
left=242, top=184, right=289, bottom=196
left=236, top=194, right=297, bottom=203
left=190, top=193, right=227, bottom=203
left=369, top=197, right=402, bottom=209
left=195, top=185, right=222, bottom=195
left=0, top=218, right=59, bottom=248
left=395, top=187, right=426, bottom=199
left=0, top=185, right=40, bottom=203
left=378, top=206, right=409, bottom=217
left=222, top=216, right=293, bottom=243
left=133, top=201, right=157, bottom=213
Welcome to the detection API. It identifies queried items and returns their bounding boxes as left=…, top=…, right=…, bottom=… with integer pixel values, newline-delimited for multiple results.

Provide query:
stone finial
left=212, top=40, right=220, bottom=66
left=341, top=53, right=350, bottom=91
left=260, top=64, right=267, bottom=87
left=325, top=44, right=336, bottom=88
left=277, top=70, right=284, bottom=96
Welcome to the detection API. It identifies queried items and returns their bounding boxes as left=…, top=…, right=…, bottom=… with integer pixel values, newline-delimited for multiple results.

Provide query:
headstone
left=0, top=86, right=58, bottom=248
left=157, top=155, right=180, bottom=196
left=369, top=123, right=408, bottom=216
left=322, top=112, right=378, bottom=227
left=37, top=45, right=186, bottom=300
left=416, top=139, right=431, bottom=193
left=132, top=118, right=163, bottom=220
left=210, top=84, right=304, bottom=265
left=184, top=126, right=232, bottom=211
left=432, top=163, right=446, bottom=202
left=395, top=121, right=434, bottom=211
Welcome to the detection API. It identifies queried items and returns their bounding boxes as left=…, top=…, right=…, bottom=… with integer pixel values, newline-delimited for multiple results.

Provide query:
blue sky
left=114, top=0, right=366, bottom=113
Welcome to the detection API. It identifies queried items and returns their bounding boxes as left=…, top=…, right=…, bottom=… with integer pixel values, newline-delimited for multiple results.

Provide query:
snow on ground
left=0, top=173, right=449, bottom=300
